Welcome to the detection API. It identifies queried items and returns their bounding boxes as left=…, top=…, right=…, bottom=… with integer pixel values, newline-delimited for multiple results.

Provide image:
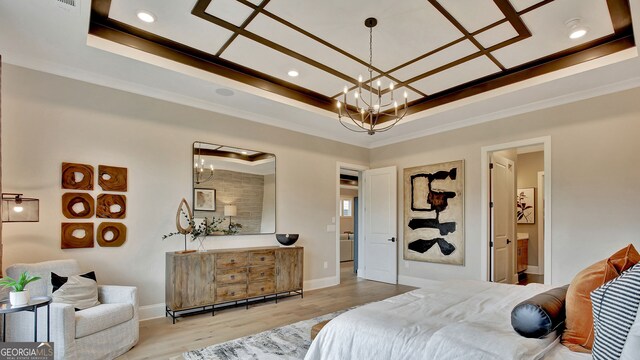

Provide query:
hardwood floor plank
left=119, top=262, right=414, bottom=359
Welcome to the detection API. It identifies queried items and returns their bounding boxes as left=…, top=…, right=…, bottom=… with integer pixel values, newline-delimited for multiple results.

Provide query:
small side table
left=0, top=296, right=52, bottom=342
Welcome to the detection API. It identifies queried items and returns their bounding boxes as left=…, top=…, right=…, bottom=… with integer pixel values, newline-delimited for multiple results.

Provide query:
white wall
left=370, top=87, right=640, bottom=286
left=1, top=65, right=369, bottom=314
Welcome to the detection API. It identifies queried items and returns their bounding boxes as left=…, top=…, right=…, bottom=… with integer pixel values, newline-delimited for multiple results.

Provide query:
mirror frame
left=192, top=141, right=276, bottom=235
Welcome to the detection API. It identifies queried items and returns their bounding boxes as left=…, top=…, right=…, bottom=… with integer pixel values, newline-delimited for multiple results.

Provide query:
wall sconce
left=224, top=205, right=237, bottom=229
left=1, top=193, right=40, bottom=223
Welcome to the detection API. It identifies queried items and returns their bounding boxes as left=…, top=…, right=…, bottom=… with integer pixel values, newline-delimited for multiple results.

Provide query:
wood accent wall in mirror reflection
left=192, top=142, right=276, bottom=235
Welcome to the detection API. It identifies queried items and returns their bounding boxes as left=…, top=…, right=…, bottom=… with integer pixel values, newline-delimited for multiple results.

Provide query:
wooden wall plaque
left=97, top=194, right=126, bottom=219
left=97, top=222, right=127, bottom=247
left=62, top=193, right=95, bottom=219
left=61, top=223, right=94, bottom=249
left=98, top=165, right=127, bottom=192
left=62, top=163, right=94, bottom=190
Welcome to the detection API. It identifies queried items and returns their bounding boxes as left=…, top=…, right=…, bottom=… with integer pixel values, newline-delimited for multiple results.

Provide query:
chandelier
left=194, top=144, right=214, bottom=185
left=337, top=18, right=408, bottom=135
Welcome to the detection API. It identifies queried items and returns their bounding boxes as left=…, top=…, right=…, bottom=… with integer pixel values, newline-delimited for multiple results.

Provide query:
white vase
left=10, top=290, right=30, bottom=306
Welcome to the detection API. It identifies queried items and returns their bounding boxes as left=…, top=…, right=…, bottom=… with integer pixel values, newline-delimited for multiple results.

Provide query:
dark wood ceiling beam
left=215, top=0, right=271, bottom=57
left=402, top=35, right=634, bottom=116
left=428, top=0, right=506, bottom=71
left=518, top=0, right=555, bottom=15
left=212, top=0, right=427, bottom=98
left=196, top=148, right=274, bottom=162
left=88, top=21, right=337, bottom=111
left=191, top=0, right=358, bottom=85
left=607, top=0, right=633, bottom=34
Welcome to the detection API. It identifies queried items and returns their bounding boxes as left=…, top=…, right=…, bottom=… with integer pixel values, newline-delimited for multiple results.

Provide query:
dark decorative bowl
left=276, top=233, right=299, bottom=246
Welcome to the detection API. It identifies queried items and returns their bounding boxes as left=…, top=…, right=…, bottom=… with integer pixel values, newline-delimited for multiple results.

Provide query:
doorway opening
left=336, top=163, right=367, bottom=284
left=481, top=137, right=551, bottom=285
left=339, top=168, right=359, bottom=283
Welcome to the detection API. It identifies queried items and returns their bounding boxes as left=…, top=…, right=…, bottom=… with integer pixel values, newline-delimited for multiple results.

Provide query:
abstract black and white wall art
left=403, top=160, right=464, bottom=265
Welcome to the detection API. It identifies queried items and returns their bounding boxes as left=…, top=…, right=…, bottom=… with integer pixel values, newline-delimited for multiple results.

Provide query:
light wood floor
left=118, top=262, right=414, bottom=360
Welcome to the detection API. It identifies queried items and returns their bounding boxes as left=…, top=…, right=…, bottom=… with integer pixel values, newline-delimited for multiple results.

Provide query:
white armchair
left=4, top=260, right=138, bottom=360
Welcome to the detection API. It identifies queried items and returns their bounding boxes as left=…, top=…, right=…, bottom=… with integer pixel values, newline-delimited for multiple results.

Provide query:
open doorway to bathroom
left=482, top=137, right=551, bottom=285
left=339, top=168, right=359, bottom=283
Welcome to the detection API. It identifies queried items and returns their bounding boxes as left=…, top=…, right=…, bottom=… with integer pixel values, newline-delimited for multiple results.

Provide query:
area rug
left=182, top=308, right=353, bottom=360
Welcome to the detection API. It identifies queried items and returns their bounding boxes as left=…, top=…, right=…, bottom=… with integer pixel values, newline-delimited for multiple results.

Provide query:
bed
left=305, top=279, right=591, bottom=360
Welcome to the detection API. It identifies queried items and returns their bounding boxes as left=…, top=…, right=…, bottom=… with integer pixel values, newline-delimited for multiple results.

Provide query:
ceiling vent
left=54, top=0, right=80, bottom=14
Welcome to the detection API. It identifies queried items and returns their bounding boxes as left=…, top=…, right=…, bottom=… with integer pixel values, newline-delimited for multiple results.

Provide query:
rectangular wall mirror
left=192, top=142, right=276, bottom=235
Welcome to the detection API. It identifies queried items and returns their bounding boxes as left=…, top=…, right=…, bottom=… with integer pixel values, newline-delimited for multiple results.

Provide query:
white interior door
left=490, top=155, right=515, bottom=283
left=363, top=166, right=397, bottom=284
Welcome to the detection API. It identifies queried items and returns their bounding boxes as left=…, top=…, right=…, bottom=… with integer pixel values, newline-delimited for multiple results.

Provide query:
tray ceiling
left=90, top=0, right=633, bottom=123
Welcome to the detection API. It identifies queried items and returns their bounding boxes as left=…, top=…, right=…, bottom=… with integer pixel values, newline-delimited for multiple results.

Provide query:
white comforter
left=306, top=279, right=588, bottom=360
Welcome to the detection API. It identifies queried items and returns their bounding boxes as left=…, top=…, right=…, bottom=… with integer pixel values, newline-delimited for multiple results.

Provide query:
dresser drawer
left=216, top=252, right=248, bottom=269
left=248, top=266, right=275, bottom=282
left=216, top=284, right=247, bottom=303
left=247, top=280, right=275, bottom=298
left=249, top=250, right=275, bottom=266
left=216, top=267, right=247, bottom=285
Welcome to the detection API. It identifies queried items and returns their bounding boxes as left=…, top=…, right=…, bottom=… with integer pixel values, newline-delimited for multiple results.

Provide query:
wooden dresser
left=166, top=246, right=303, bottom=322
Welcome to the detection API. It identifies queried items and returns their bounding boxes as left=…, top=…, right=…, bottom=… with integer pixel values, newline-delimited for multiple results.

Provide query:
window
left=341, top=198, right=352, bottom=217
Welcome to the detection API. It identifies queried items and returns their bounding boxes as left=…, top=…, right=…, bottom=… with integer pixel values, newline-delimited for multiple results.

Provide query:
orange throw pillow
left=562, top=244, right=640, bottom=352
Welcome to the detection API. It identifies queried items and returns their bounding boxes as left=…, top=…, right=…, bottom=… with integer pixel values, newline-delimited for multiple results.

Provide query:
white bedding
left=305, top=279, right=590, bottom=360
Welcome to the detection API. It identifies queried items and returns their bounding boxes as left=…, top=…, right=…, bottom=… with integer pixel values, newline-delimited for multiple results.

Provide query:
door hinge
left=490, top=201, right=494, bottom=208
left=490, top=240, right=494, bottom=248
left=489, top=163, right=494, bottom=169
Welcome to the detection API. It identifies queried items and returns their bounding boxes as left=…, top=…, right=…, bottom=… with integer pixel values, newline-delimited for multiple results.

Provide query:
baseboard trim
left=139, top=303, right=166, bottom=321
left=304, top=276, right=339, bottom=291
left=398, top=275, right=440, bottom=288
left=525, top=266, right=542, bottom=275
left=139, top=276, right=339, bottom=322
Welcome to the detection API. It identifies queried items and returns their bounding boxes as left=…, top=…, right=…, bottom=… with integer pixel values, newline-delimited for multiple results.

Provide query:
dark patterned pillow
left=51, top=271, right=100, bottom=310
left=591, top=263, right=640, bottom=359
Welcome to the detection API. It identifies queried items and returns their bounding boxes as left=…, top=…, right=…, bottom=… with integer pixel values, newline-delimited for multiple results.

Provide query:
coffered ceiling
left=0, top=0, right=639, bottom=148
left=90, top=0, right=633, bottom=121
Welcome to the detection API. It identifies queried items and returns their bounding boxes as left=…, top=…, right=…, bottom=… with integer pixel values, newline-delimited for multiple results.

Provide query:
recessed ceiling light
left=566, top=18, right=588, bottom=40
left=287, top=70, right=299, bottom=77
left=241, top=151, right=248, bottom=155
left=137, top=10, right=156, bottom=23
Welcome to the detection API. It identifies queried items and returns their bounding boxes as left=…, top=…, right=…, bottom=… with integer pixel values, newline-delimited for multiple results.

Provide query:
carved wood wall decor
left=61, top=222, right=94, bottom=249
left=97, top=194, right=126, bottom=219
left=176, top=198, right=193, bottom=235
left=97, top=222, right=127, bottom=247
left=62, top=162, right=94, bottom=190
left=98, top=165, right=128, bottom=192
left=62, top=193, right=95, bottom=219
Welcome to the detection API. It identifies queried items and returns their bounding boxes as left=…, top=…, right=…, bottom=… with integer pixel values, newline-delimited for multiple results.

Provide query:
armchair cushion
left=75, top=303, right=134, bottom=338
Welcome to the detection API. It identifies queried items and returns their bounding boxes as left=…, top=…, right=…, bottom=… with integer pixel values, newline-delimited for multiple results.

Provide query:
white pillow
left=620, top=304, right=640, bottom=360
left=51, top=271, right=100, bottom=310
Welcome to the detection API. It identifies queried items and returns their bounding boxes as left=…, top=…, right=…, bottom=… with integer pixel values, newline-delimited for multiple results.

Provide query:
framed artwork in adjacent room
left=517, top=188, right=535, bottom=224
